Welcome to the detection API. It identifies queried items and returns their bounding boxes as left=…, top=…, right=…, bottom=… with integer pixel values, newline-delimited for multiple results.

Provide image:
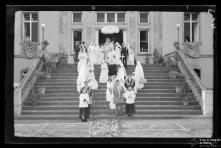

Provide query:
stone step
left=49, top=76, right=171, bottom=79
left=26, top=96, right=196, bottom=102
left=16, top=114, right=204, bottom=120
left=34, top=82, right=186, bottom=87
left=43, top=89, right=179, bottom=93
left=34, top=85, right=181, bottom=89
left=50, top=73, right=170, bottom=77
left=35, top=93, right=191, bottom=98
left=41, top=79, right=184, bottom=83
left=22, top=105, right=201, bottom=111
left=52, top=70, right=168, bottom=73
left=20, top=110, right=202, bottom=115
left=23, top=101, right=199, bottom=106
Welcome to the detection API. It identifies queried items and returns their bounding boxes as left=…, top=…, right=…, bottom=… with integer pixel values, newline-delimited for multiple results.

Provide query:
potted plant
left=173, top=41, right=180, bottom=50
left=60, top=51, right=68, bottom=64
left=175, top=82, right=183, bottom=93
left=51, top=54, right=59, bottom=68
left=30, top=86, right=40, bottom=106
left=42, top=40, right=49, bottom=50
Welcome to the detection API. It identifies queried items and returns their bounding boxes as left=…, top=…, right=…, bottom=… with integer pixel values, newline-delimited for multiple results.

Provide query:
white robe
left=127, top=47, right=135, bottom=65
left=77, top=62, right=87, bottom=92
left=99, top=62, right=109, bottom=83
left=77, top=52, right=88, bottom=73
left=134, top=61, right=146, bottom=91
left=87, top=71, right=98, bottom=90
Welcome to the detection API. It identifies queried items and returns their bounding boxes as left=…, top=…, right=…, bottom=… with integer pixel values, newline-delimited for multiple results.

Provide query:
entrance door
left=98, top=30, right=123, bottom=46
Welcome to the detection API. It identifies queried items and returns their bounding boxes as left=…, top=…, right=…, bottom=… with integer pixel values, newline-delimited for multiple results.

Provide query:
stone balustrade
left=14, top=52, right=44, bottom=117
left=164, top=49, right=211, bottom=116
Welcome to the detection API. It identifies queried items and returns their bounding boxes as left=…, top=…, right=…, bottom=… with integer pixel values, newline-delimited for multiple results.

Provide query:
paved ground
left=14, top=118, right=212, bottom=138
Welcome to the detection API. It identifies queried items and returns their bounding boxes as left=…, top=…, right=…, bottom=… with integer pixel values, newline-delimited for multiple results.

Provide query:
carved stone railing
left=20, top=42, right=40, bottom=59
left=163, top=49, right=207, bottom=115
left=14, top=52, right=44, bottom=117
left=176, top=50, right=207, bottom=115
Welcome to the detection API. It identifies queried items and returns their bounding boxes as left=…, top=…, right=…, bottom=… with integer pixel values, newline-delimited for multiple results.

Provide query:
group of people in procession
left=75, top=37, right=147, bottom=122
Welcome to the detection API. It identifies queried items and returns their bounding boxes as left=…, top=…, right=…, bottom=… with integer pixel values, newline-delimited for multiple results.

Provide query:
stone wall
left=153, top=12, right=162, bottom=55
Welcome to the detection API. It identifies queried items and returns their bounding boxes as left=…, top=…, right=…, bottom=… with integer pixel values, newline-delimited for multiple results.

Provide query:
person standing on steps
left=121, top=42, right=128, bottom=68
left=107, top=58, right=118, bottom=77
left=99, top=60, right=109, bottom=83
left=81, top=80, right=93, bottom=120
left=123, top=86, right=136, bottom=117
left=124, top=73, right=135, bottom=90
left=74, top=41, right=80, bottom=65
left=113, top=79, right=125, bottom=116
left=79, top=87, right=90, bottom=122
left=133, top=59, right=147, bottom=93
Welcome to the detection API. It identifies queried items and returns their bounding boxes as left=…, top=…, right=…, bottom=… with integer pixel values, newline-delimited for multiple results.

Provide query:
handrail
left=163, top=51, right=176, bottom=57
left=17, top=52, right=43, bottom=90
left=175, top=50, right=207, bottom=115
left=14, top=51, right=44, bottom=105
left=163, top=48, right=207, bottom=115
left=177, top=50, right=206, bottom=90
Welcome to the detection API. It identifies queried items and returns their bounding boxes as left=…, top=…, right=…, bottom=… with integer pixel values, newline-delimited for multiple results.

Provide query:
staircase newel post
left=14, top=88, right=22, bottom=117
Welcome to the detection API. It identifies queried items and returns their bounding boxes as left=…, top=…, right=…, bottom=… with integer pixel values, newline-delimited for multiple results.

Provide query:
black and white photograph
left=6, top=4, right=218, bottom=143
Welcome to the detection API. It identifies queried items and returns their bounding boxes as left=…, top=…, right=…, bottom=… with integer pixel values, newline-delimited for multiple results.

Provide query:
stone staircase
left=17, top=63, right=202, bottom=121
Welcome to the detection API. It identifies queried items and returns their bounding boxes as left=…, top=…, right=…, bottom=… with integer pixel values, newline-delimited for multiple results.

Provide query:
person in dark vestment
left=108, top=58, right=118, bottom=77
left=124, top=73, right=135, bottom=90
left=74, top=41, right=80, bottom=65
left=121, top=42, right=128, bottom=68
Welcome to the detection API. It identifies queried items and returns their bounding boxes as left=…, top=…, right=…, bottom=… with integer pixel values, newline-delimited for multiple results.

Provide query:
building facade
left=14, top=11, right=214, bottom=89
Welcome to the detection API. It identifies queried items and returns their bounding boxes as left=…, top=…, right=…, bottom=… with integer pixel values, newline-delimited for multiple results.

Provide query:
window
left=107, top=13, right=115, bottom=22
left=140, top=30, right=149, bottom=53
left=73, top=12, right=82, bottom=22
left=23, top=12, right=39, bottom=42
left=140, top=12, right=148, bottom=23
left=72, top=30, right=82, bottom=51
left=97, top=13, right=105, bottom=22
left=117, top=13, right=125, bottom=22
left=96, top=12, right=125, bottom=23
left=194, top=68, right=201, bottom=79
left=184, top=12, right=199, bottom=42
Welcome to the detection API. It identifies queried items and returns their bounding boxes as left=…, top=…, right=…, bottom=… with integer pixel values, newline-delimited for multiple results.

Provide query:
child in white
left=99, top=60, right=109, bottom=83
left=123, top=86, right=136, bottom=116
left=79, top=87, right=90, bottom=122
left=87, top=69, right=98, bottom=90
left=107, top=76, right=116, bottom=110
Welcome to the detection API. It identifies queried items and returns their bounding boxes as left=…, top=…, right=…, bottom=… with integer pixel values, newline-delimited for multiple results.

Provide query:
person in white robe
left=99, top=60, right=109, bottom=83
left=77, top=48, right=88, bottom=73
left=117, top=60, right=127, bottom=82
left=127, top=43, right=135, bottom=65
left=133, top=60, right=147, bottom=93
left=114, top=42, right=122, bottom=64
left=76, top=59, right=88, bottom=93
left=86, top=67, right=98, bottom=90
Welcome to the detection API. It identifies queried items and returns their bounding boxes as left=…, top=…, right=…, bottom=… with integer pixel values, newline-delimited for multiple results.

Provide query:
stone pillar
left=14, top=11, right=23, bottom=56
left=128, top=12, right=137, bottom=57
left=85, top=11, right=94, bottom=44
left=14, top=88, right=22, bottom=117
left=123, top=30, right=127, bottom=43
left=153, top=12, right=163, bottom=55
left=205, top=90, right=213, bottom=118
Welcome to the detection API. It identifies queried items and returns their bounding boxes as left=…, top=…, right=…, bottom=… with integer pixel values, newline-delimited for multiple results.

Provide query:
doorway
left=98, top=30, right=123, bottom=46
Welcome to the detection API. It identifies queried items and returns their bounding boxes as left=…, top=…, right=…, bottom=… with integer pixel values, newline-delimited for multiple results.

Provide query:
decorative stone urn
left=21, top=42, right=39, bottom=59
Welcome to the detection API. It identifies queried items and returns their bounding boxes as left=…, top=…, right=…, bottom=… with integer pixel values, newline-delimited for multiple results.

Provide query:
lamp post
left=176, top=24, right=180, bottom=44
left=41, top=24, right=45, bottom=41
